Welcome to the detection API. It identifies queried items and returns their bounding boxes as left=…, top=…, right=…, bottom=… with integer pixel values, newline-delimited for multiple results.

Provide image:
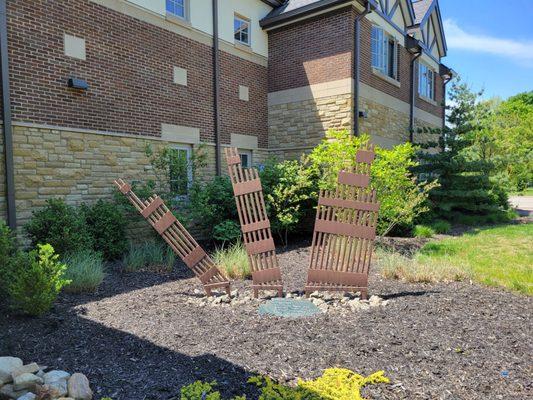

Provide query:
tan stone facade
left=268, top=93, right=353, bottom=159
left=0, top=131, right=6, bottom=221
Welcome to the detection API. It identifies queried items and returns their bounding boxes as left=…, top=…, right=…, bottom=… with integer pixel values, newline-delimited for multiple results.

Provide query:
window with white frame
left=418, top=62, right=435, bottom=99
left=371, top=25, right=398, bottom=80
left=169, top=145, right=192, bottom=198
left=234, top=14, right=251, bottom=46
left=166, top=0, right=187, bottom=20
left=239, top=150, right=252, bottom=168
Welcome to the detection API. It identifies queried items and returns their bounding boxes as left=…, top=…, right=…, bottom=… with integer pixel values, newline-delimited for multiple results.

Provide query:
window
left=371, top=26, right=398, bottom=80
left=418, top=62, right=435, bottom=99
left=169, top=145, right=192, bottom=198
left=234, top=15, right=250, bottom=46
left=166, top=0, right=187, bottom=19
left=239, top=150, right=252, bottom=168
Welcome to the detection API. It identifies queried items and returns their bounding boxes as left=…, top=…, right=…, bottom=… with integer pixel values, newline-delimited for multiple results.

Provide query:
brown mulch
left=1, top=241, right=531, bottom=400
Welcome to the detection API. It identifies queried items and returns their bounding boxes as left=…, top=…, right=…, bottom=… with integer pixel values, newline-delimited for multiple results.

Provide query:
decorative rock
left=16, top=393, right=36, bottom=400
left=42, top=380, right=68, bottom=397
left=0, top=383, right=29, bottom=399
left=13, top=373, right=43, bottom=391
left=43, top=370, right=71, bottom=384
left=11, top=363, right=40, bottom=380
left=0, top=357, right=23, bottom=384
left=67, top=373, right=93, bottom=400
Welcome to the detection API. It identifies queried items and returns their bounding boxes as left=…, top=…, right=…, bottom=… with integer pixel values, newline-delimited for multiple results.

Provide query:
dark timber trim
left=0, top=0, right=16, bottom=228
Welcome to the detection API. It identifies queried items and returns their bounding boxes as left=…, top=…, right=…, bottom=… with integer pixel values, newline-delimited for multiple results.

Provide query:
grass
left=380, top=224, right=533, bottom=295
left=510, top=187, right=533, bottom=196
left=212, top=241, right=251, bottom=279
left=63, top=250, right=105, bottom=293
left=431, top=220, right=452, bottom=234
left=413, top=225, right=435, bottom=238
left=122, top=241, right=176, bottom=273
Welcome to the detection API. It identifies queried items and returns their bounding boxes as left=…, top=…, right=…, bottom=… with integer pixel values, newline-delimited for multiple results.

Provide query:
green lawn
left=417, top=224, right=533, bottom=295
left=510, top=187, right=533, bottom=196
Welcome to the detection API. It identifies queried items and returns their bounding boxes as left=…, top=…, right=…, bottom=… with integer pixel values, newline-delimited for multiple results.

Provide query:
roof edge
left=259, top=0, right=284, bottom=7
left=260, top=0, right=359, bottom=29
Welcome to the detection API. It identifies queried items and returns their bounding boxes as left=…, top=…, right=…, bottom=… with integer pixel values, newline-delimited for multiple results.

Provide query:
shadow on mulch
left=0, top=308, right=260, bottom=400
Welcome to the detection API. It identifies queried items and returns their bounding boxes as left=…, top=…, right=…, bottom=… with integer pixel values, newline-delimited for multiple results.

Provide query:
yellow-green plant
left=298, top=368, right=390, bottom=400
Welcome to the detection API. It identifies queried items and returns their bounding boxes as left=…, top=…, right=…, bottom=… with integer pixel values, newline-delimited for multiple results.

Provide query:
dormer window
left=371, top=26, right=398, bottom=80
left=166, top=0, right=187, bottom=20
left=234, top=14, right=251, bottom=46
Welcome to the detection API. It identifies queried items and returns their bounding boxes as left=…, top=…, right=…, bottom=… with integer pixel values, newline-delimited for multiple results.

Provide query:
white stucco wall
left=126, top=0, right=270, bottom=57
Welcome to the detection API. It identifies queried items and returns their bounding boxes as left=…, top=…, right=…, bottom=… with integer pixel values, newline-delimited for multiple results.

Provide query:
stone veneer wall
left=359, top=97, right=410, bottom=146
left=268, top=94, right=353, bottom=159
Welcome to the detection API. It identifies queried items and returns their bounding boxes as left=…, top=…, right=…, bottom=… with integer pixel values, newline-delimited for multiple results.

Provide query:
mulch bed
left=1, top=240, right=531, bottom=400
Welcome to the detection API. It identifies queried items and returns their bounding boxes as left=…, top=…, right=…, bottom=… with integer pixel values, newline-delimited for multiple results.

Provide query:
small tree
left=415, top=77, right=510, bottom=223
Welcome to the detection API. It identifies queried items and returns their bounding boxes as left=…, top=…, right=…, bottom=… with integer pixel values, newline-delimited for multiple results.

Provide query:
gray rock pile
left=0, top=357, right=93, bottom=400
left=189, top=289, right=390, bottom=313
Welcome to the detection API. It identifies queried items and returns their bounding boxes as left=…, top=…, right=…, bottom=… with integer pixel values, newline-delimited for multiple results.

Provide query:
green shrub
left=213, top=242, right=250, bottom=279
left=122, top=241, right=175, bottom=273
left=180, top=381, right=222, bottom=400
left=0, top=221, right=18, bottom=300
left=308, top=130, right=438, bottom=236
left=63, top=250, right=105, bottom=293
left=4, top=244, right=70, bottom=316
left=25, top=199, right=93, bottom=257
left=213, top=220, right=242, bottom=243
left=431, top=220, right=452, bottom=234
left=81, top=200, right=128, bottom=260
left=413, top=225, right=435, bottom=238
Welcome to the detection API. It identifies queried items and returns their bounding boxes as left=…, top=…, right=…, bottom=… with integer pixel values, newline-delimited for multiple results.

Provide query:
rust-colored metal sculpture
left=304, top=144, right=380, bottom=300
left=224, top=148, right=283, bottom=298
left=114, top=179, right=230, bottom=296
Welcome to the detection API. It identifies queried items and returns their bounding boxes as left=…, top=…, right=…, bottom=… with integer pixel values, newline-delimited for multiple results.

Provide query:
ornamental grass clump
left=212, top=242, right=250, bottom=279
left=122, top=241, right=176, bottom=273
left=63, top=249, right=105, bottom=293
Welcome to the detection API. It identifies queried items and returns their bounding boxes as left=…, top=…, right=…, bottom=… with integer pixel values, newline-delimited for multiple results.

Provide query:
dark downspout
left=0, top=0, right=16, bottom=229
left=353, top=1, right=371, bottom=136
left=441, top=76, right=452, bottom=131
left=212, top=0, right=221, bottom=175
left=409, top=51, right=422, bottom=142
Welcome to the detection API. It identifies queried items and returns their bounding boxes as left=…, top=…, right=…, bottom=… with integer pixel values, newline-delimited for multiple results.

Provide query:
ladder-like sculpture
left=224, top=148, right=283, bottom=298
left=114, top=179, right=230, bottom=296
left=304, top=144, right=380, bottom=300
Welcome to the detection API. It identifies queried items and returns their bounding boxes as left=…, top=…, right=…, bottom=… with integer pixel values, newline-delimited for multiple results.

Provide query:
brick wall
left=267, top=7, right=355, bottom=93
left=6, top=0, right=268, bottom=147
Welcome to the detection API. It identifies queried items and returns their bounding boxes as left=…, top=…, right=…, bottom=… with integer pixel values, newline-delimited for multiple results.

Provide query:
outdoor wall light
left=359, top=110, right=368, bottom=118
left=405, top=35, right=422, bottom=54
left=67, top=77, right=88, bottom=90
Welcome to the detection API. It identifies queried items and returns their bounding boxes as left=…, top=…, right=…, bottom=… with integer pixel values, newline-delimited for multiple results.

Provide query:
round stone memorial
left=258, top=298, right=321, bottom=318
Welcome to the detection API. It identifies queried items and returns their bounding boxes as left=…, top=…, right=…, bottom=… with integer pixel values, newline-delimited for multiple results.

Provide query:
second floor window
left=234, top=15, right=250, bottom=46
left=166, top=0, right=186, bottom=20
left=418, top=62, right=435, bottom=99
left=371, top=26, right=398, bottom=80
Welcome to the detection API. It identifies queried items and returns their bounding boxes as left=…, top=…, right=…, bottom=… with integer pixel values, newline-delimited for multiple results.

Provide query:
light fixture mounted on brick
left=67, top=77, right=88, bottom=90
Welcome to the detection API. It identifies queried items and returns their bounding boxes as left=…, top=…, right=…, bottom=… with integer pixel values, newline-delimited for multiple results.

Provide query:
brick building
left=0, top=0, right=451, bottom=229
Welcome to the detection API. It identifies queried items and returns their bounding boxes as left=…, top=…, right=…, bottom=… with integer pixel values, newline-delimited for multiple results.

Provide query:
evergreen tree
left=415, top=77, right=509, bottom=223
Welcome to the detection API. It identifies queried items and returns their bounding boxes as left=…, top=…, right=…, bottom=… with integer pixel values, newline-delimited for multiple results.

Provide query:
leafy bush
left=0, top=220, right=17, bottom=261
left=81, top=200, right=128, bottom=261
left=122, top=241, right=175, bottom=273
left=25, top=199, right=93, bottom=257
left=213, top=220, right=242, bottom=243
left=431, top=220, right=452, bottom=234
left=413, top=225, right=435, bottom=238
left=309, top=130, right=438, bottom=236
left=261, top=158, right=316, bottom=245
left=63, top=250, right=105, bottom=293
left=213, top=242, right=250, bottom=279
left=180, top=380, right=222, bottom=400
left=4, top=244, right=70, bottom=316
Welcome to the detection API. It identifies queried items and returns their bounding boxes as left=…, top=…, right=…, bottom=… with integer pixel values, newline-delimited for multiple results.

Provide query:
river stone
left=0, top=383, right=29, bottom=399
left=16, top=393, right=36, bottom=400
left=13, top=373, right=43, bottom=391
left=41, top=380, right=68, bottom=397
left=43, top=370, right=71, bottom=384
left=11, top=363, right=40, bottom=380
left=258, top=298, right=321, bottom=318
left=0, top=357, right=23, bottom=384
left=67, top=373, right=93, bottom=400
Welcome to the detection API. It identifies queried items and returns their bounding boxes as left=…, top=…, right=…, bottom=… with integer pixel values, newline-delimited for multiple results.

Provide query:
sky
left=439, top=0, right=533, bottom=100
